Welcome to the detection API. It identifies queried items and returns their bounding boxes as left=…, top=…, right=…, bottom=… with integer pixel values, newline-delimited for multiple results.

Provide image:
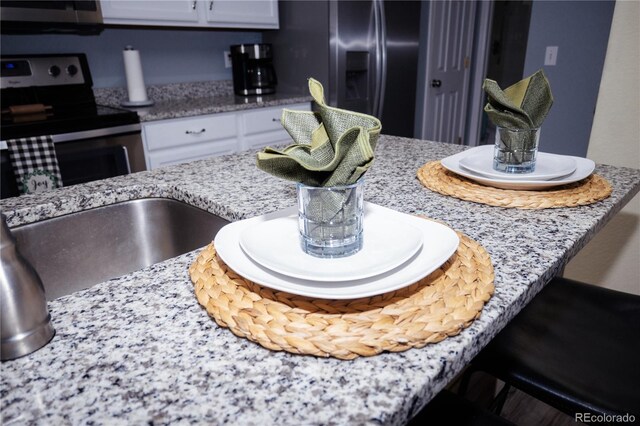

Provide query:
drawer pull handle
left=186, top=128, right=206, bottom=135
left=271, top=118, right=280, bottom=122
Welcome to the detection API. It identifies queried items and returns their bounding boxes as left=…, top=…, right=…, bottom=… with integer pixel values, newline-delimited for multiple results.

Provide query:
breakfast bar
left=1, top=137, right=639, bottom=425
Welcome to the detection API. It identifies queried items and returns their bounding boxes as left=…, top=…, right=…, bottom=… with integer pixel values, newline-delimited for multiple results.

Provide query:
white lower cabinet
left=143, top=112, right=237, bottom=169
left=142, top=102, right=310, bottom=170
left=240, top=102, right=310, bottom=151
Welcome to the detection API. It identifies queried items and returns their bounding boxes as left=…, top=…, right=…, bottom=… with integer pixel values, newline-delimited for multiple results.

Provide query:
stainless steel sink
left=11, top=198, right=229, bottom=300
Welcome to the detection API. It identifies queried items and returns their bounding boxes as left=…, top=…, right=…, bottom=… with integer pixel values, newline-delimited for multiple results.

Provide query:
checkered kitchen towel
left=6, top=136, right=63, bottom=194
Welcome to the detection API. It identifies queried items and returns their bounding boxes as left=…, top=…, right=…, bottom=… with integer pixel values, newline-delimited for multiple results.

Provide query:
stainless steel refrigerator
left=263, top=0, right=422, bottom=138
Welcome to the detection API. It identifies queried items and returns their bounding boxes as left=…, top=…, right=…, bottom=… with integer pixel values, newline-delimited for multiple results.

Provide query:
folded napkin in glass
left=483, top=68, right=553, bottom=130
left=256, top=78, right=382, bottom=257
left=484, top=69, right=554, bottom=170
left=256, top=77, right=381, bottom=187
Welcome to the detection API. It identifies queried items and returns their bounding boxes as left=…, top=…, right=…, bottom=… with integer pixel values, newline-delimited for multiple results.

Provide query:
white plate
left=239, top=213, right=423, bottom=282
left=214, top=203, right=460, bottom=299
left=459, top=145, right=577, bottom=181
left=441, top=146, right=595, bottom=190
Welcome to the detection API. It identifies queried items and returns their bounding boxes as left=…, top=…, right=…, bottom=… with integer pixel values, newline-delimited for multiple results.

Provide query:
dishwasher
left=1, top=53, right=146, bottom=199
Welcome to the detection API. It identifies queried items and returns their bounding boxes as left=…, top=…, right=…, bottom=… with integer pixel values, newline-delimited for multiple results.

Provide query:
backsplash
left=1, top=28, right=261, bottom=88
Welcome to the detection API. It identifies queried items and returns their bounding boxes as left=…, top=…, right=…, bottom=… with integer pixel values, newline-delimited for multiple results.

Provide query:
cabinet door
left=203, top=0, right=278, bottom=29
left=101, top=0, right=199, bottom=24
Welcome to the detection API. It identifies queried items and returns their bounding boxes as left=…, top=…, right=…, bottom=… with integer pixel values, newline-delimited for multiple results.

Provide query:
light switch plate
left=545, top=46, right=558, bottom=66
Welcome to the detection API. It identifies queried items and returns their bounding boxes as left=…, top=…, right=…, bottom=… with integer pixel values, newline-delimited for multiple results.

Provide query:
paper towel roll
left=122, top=46, right=153, bottom=106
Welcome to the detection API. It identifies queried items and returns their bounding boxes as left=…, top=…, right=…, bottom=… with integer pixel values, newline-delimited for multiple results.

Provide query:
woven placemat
left=189, top=229, right=494, bottom=360
left=417, top=161, right=612, bottom=209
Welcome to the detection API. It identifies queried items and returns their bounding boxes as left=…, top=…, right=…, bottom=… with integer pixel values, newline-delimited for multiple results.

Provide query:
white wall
left=522, top=1, right=614, bottom=157
left=563, top=1, right=640, bottom=295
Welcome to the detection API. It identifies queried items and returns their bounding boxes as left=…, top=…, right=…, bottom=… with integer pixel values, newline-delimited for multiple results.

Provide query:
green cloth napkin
left=256, top=78, right=381, bottom=187
left=483, top=69, right=553, bottom=129
left=483, top=69, right=553, bottom=162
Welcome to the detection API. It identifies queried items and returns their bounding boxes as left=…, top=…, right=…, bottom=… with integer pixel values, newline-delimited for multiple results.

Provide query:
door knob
left=431, top=79, right=442, bottom=88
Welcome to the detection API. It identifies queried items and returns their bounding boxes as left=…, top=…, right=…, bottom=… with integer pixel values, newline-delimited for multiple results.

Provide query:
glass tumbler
left=493, top=127, right=540, bottom=173
left=297, top=180, right=364, bottom=258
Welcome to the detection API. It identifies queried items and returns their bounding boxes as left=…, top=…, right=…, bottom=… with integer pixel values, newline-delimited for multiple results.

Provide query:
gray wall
left=523, top=0, right=614, bottom=157
left=1, top=28, right=261, bottom=88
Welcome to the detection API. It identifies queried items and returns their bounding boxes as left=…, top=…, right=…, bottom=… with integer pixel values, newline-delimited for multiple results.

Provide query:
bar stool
left=460, top=277, right=640, bottom=419
left=408, top=389, right=515, bottom=425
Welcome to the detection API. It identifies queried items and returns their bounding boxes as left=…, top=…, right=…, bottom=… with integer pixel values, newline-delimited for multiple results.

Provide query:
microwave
left=0, top=0, right=103, bottom=34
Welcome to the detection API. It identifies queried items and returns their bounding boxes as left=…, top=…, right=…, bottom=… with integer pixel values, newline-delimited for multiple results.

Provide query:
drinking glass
left=493, top=127, right=540, bottom=173
left=297, top=180, right=364, bottom=258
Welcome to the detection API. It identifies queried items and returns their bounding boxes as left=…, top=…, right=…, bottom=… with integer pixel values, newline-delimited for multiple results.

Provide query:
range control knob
left=48, top=65, right=61, bottom=77
left=66, top=65, right=78, bottom=76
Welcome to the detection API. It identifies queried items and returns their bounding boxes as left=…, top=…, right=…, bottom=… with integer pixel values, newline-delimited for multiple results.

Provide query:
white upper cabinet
left=100, top=0, right=278, bottom=29
left=203, top=1, right=278, bottom=28
left=100, top=1, right=199, bottom=23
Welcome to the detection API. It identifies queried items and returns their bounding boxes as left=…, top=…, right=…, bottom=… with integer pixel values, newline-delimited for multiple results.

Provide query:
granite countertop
left=1, top=137, right=639, bottom=425
left=94, top=80, right=312, bottom=122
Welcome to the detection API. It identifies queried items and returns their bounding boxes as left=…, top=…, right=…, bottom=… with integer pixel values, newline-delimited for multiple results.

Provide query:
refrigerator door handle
left=372, top=0, right=382, bottom=118
left=377, top=0, right=388, bottom=118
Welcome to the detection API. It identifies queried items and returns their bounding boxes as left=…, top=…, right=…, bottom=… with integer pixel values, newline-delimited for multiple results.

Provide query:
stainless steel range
left=1, top=53, right=146, bottom=199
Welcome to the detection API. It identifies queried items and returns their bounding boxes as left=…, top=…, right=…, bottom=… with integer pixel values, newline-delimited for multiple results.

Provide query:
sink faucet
left=1, top=213, right=55, bottom=361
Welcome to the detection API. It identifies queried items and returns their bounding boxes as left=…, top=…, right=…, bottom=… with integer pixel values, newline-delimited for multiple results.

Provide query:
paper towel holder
left=121, top=45, right=154, bottom=108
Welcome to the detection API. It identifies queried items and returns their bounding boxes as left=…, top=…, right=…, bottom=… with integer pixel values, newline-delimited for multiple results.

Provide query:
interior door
left=418, top=1, right=476, bottom=144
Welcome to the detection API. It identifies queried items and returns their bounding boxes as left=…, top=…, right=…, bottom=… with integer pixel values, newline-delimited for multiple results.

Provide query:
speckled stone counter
left=1, top=137, right=639, bottom=425
left=94, top=80, right=312, bottom=122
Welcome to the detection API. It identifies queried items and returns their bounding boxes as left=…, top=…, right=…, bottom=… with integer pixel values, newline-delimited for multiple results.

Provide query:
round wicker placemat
left=417, top=161, right=612, bottom=209
left=189, top=230, right=494, bottom=360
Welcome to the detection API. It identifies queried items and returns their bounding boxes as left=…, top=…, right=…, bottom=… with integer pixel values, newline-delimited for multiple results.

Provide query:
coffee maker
left=230, top=44, right=277, bottom=96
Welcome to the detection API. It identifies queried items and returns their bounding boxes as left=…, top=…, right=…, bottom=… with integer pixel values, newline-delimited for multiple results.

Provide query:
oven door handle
left=0, top=123, right=141, bottom=149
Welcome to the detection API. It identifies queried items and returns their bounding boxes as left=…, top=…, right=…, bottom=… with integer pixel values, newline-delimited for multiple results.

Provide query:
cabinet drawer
left=144, top=114, right=237, bottom=151
left=243, top=129, right=293, bottom=151
left=147, top=139, right=237, bottom=169
left=242, top=103, right=310, bottom=136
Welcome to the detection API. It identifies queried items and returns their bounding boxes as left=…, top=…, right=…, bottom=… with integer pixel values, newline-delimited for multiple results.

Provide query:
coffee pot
left=230, top=44, right=277, bottom=96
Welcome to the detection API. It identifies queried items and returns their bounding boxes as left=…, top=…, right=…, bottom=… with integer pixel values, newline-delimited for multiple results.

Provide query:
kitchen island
left=1, top=137, right=639, bottom=425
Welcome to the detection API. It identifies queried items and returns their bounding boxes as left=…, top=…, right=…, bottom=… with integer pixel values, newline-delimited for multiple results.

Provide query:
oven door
left=1, top=124, right=145, bottom=199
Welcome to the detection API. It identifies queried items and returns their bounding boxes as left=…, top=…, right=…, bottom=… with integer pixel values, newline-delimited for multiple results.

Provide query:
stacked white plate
left=441, top=145, right=595, bottom=190
left=214, top=202, right=460, bottom=299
